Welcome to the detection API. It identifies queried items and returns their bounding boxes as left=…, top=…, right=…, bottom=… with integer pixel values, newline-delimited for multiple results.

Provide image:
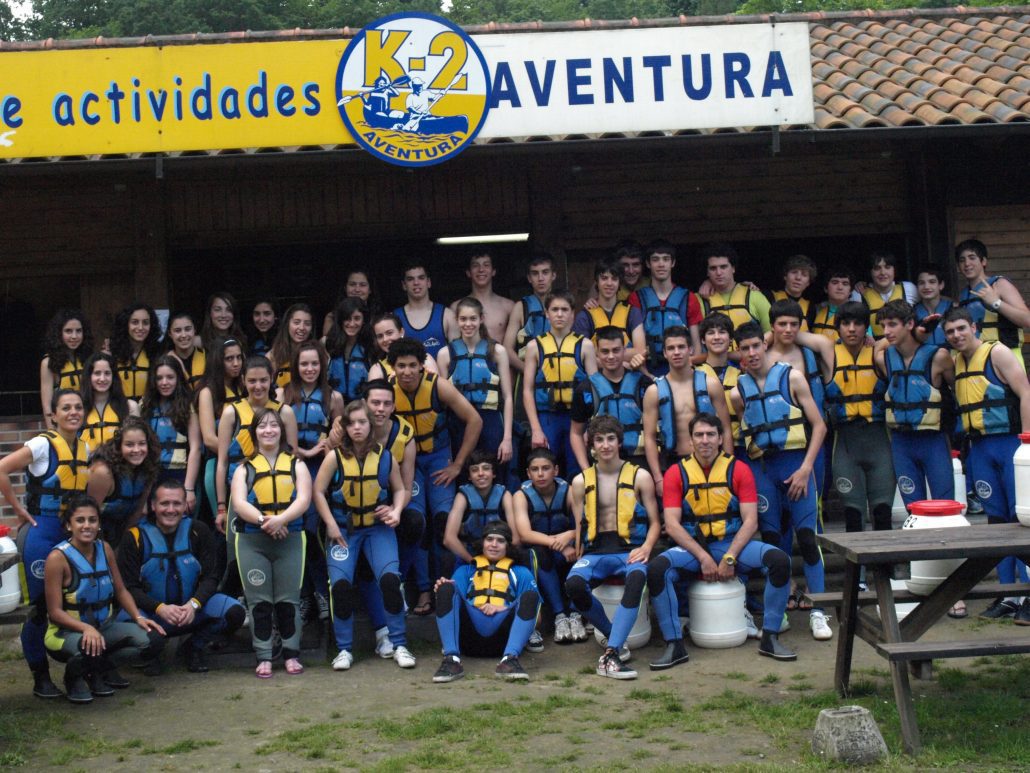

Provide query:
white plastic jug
left=687, top=579, right=747, bottom=649
left=591, top=579, right=652, bottom=651
left=0, top=525, right=21, bottom=615
left=903, top=500, right=969, bottom=596
left=951, top=450, right=968, bottom=515
left=1014, top=433, right=1030, bottom=527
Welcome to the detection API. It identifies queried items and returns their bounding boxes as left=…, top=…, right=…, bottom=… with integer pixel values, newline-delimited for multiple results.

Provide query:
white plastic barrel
left=592, top=579, right=652, bottom=650
left=951, top=451, right=968, bottom=515
left=903, top=500, right=969, bottom=596
left=1014, top=433, right=1030, bottom=527
left=0, top=525, right=21, bottom=615
left=687, top=579, right=747, bottom=649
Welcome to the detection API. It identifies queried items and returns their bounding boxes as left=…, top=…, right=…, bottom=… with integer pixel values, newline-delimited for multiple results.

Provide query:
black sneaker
left=597, top=649, right=637, bottom=680
left=88, top=671, right=115, bottom=698
left=1014, top=598, right=1030, bottom=627
left=980, top=598, right=1020, bottom=619
left=758, top=631, right=798, bottom=661
left=649, top=640, right=689, bottom=671
left=186, top=646, right=210, bottom=673
left=64, top=675, right=93, bottom=704
left=433, top=655, right=464, bottom=683
left=495, top=655, right=529, bottom=681
left=103, top=668, right=130, bottom=689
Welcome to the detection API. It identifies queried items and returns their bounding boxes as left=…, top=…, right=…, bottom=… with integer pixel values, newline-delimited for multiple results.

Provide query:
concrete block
left=812, top=705, right=888, bottom=765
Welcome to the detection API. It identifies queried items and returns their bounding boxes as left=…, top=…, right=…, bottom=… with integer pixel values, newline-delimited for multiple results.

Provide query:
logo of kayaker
left=336, top=12, right=491, bottom=167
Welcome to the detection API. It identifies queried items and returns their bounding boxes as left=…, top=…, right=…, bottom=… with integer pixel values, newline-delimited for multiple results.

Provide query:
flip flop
left=786, top=585, right=799, bottom=611
left=412, top=593, right=433, bottom=616
left=948, top=602, right=968, bottom=619
left=285, top=658, right=304, bottom=675
left=796, top=591, right=813, bottom=611
left=255, top=661, right=273, bottom=679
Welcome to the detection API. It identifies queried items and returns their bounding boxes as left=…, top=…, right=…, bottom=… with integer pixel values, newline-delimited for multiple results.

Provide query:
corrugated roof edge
left=2, top=6, right=1029, bottom=50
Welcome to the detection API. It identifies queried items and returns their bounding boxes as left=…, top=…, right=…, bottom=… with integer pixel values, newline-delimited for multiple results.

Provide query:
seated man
left=566, top=415, right=660, bottom=680
left=432, top=523, right=540, bottom=683
left=117, top=479, right=245, bottom=673
left=647, top=413, right=795, bottom=669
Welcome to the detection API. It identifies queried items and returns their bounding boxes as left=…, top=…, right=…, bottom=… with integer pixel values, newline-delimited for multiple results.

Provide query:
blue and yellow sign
left=335, top=13, right=491, bottom=167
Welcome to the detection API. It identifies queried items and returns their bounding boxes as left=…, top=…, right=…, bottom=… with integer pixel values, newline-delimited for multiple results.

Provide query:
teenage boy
left=504, top=253, right=558, bottom=370
left=511, top=448, right=585, bottom=645
left=523, top=291, right=598, bottom=480
left=647, top=413, right=796, bottom=668
left=451, top=251, right=515, bottom=343
left=394, top=262, right=459, bottom=360
left=811, top=266, right=853, bottom=341
left=943, top=308, right=1030, bottom=623
left=616, top=241, right=650, bottom=301
left=573, top=256, right=646, bottom=362
left=629, top=240, right=702, bottom=376
left=730, top=322, right=832, bottom=641
left=770, top=254, right=818, bottom=331
left=699, top=243, right=771, bottom=332
left=443, top=450, right=516, bottom=566
left=696, top=313, right=744, bottom=454
left=855, top=251, right=917, bottom=340
left=954, top=238, right=1030, bottom=366
left=643, top=326, right=733, bottom=498
left=566, top=416, right=661, bottom=679
left=570, top=326, right=652, bottom=470
left=914, top=265, right=953, bottom=349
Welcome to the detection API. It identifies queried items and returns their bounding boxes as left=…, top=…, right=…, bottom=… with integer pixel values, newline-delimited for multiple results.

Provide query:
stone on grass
left=811, top=705, right=888, bottom=765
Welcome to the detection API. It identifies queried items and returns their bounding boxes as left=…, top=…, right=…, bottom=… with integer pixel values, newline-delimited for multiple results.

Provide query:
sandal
left=255, top=661, right=273, bottom=679
left=948, top=602, right=968, bottom=619
left=412, top=592, right=433, bottom=617
left=788, top=588, right=813, bottom=611
left=285, top=658, right=304, bottom=675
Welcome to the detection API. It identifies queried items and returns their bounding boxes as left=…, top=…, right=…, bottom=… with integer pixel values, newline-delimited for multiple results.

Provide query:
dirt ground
left=3, top=598, right=1026, bottom=772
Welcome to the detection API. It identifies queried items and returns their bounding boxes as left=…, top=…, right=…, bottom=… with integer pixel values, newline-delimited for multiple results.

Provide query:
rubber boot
left=63, top=656, right=93, bottom=704
left=31, top=663, right=63, bottom=699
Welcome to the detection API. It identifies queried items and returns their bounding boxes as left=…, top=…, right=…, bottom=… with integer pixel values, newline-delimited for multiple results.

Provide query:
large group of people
left=3, top=237, right=1029, bottom=702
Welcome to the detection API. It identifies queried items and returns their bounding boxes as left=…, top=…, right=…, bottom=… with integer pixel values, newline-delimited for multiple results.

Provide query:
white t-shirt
left=24, top=435, right=54, bottom=477
left=850, top=281, right=918, bottom=306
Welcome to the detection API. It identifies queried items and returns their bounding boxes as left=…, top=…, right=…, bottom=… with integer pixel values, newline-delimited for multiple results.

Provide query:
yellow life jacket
left=702, top=284, right=757, bottom=330
left=953, top=342, right=1020, bottom=437
left=825, top=344, right=885, bottom=425
left=57, top=354, right=85, bottom=390
left=180, top=349, right=206, bottom=392
left=534, top=332, right=585, bottom=411
left=582, top=462, right=649, bottom=549
left=862, top=284, right=904, bottom=340
left=244, top=451, right=297, bottom=515
left=697, top=362, right=741, bottom=444
left=81, top=401, right=122, bottom=449
left=392, top=372, right=445, bottom=454
left=118, top=349, right=150, bottom=401
left=678, top=453, right=742, bottom=542
left=275, top=365, right=292, bottom=390
left=588, top=303, right=632, bottom=347
left=470, top=555, right=514, bottom=607
left=26, top=431, right=90, bottom=519
left=378, top=358, right=395, bottom=380
left=232, top=399, right=283, bottom=461
left=332, top=444, right=390, bottom=529
left=772, top=291, right=810, bottom=332
left=387, top=417, right=415, bottom=463
left=811, top=304, right=839, bottom=342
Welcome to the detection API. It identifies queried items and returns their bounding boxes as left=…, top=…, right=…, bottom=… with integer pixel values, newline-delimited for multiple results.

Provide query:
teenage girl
left=79, top=352, right=139, bottom=450
left=40, top=309, right=94, bottom=425
left=324, top=297, right=371, bottom=402
left=269, top=304, right=315, bottom=390
left=86, top=416, right=160, bottom=547
left=110, top=303, right=162, bottom=402
left=200, top=292, right=248, bottom=352
left=165, top=311, right=206, bottom=392
left=140, top=356, right=201, bottom=513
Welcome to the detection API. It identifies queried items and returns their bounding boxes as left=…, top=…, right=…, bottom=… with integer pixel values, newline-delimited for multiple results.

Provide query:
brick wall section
left=0, top=417, right=46, bottom=529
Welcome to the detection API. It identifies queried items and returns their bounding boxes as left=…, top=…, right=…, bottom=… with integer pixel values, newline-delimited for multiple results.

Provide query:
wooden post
left=872, top=564, right=921, bottom=755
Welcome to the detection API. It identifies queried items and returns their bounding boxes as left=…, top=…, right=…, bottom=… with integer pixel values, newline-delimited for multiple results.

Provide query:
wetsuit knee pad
left=274, top=602, right=297, bottom=640
left=646, top=555, right=672, bottom=595
left=436, top=581, right=455, bottom=616
left=252, top=602, right=275, bottom=641
left=796, top=528, right=820, bottom=565
left=396, top=508, right=425, bottom=545
left=761, top=530, right=781, bottom=547
left=762, top=549, right=791, bottom=587
left=224, top=604, right=246, bottom=634
left=517, top=590, right=539, bottom=620
left=331, top=579, right=354, bottom=620
left=380, top=573, right=404, bottom=615
left=843, top=507, right=864, bottom=533
left=872, top=504, right=892, bottom=532
left=621, top=572, right=646, bottom=608
left=565, top=575, right=592, bottom=611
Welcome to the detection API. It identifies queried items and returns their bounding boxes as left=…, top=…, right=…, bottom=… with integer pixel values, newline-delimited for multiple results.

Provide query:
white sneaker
left=599, top=635, right=631, bottom=663
left=332, top=649, right=353, bottom=671
left=810, top=611, right=833, bottom=641
left=568, top=612, right=588, bottom=642
left=393, top=645, right=417, bottom=668
left=744, top=608, right=760, bottom=639
left=553, top=614, right=571, bottom=644
left=527, top=629, right=544, bottom=653
left=374, top=626, right=395, bottom=659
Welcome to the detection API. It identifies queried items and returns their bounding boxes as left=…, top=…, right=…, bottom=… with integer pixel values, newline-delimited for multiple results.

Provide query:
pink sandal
left=285, top=658, right=304, bottom=675
left=255, top=661, right=273, bottom=678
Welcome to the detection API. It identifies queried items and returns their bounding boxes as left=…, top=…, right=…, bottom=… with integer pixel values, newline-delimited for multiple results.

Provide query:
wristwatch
left=722, top=554, right=737, bottom=567
left=990, top=299, right=1003, bottom=311
left=258, top=514, right=266, bottom=526
left=189, top=599, right=201, bottom=611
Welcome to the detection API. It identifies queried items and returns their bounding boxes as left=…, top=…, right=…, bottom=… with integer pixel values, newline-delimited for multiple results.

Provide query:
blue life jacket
left=738, top=362, right=809, bottom=457
left=295, top=387, right=330, bottom=451
left=636, top=285, right=688, bottom=369
left=448, top=339, right=501, bottom=411
left=396, top=303, right=448, bottom=360
left=138, top=518, right=202, bottom=605
left=914, top=299, right=952, bottom=348
left=801, top=346, right=825, bottom=416
left=55, top=540, right=114, bottom=627
left=519, top=295, right=549, bottom=343
left=149, top=403, right=188, bottom=470
left=588, top=372, right=645, bottom=456
left=521, top=478, right=571, bottom=535
left=101, top=468, right=148, bottom=524
left=656, top=370, right=711, bottom=454
left=884, top=343, right=943, bottom=432
left=328, top=343, right=369, bottom=401
left=458, top=483, right=506, bottom=542
left=251, top=336, right=272, bottom=357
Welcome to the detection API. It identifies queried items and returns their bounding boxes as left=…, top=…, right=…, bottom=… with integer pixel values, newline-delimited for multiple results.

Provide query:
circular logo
left=336, top=13, right=491, bottom=167
left=246, top=569, right=267, bottom=587
left=897, top=476, right=916, bottom=496
left=573, top=559, right=590, bottom=569
left=411, top=479, right=421, bottom=498
left=329, top=544, right=350, bottom=562
left=757, top=495, right=769, bottom=514
left=835, top=477, right=854, bottom=494
left=975, top=480, right=993, bottom=500
left=31, top=559, right=46, bottom=580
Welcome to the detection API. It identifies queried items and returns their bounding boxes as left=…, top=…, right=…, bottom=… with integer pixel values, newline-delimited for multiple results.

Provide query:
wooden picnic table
left=817, top=523, right=1030, bottom=755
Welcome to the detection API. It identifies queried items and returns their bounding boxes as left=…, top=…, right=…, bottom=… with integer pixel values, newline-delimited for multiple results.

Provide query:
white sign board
left=475, top=22, right=814, bottom=136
